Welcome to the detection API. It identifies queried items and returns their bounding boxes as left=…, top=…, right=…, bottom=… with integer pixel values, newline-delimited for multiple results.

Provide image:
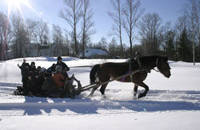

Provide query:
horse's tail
left=90, top=64, right=100, bottom=84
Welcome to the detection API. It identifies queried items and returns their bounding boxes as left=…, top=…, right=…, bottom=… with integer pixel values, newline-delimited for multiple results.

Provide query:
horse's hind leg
left=137, top=82, right=149, bottom=98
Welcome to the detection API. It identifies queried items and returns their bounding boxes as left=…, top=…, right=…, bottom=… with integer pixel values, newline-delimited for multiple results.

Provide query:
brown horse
left=89, top=55, right=171, bottom=98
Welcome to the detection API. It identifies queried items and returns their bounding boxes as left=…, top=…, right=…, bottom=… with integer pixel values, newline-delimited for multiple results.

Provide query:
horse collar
left=138, top=58, right=142, bottom=68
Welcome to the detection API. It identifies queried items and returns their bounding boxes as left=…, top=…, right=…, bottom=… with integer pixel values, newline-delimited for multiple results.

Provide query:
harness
left=129, top=59, right=133, bottom=82
left=153, top=58, right=160, bottom=72
left=118, top=59, right=134, bottom=82
left=128, top=58, right=142, bottom=82
left=121, top=57, right=160, bottom=82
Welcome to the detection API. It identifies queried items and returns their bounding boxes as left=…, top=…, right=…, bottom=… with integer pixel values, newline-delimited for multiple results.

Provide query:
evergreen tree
left=177, top=28, right=192, bottom=61
left=108, top=38, right=120, bottom=57
left=164, top=31, right=176, bottom=60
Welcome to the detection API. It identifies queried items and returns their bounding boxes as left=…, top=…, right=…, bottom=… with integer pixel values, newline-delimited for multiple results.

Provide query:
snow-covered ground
left=0, top=57, right=200, bottom=130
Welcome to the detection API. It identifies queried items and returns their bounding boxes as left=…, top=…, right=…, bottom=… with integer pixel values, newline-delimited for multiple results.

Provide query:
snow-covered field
left=0, top=57, right=200, bottom=130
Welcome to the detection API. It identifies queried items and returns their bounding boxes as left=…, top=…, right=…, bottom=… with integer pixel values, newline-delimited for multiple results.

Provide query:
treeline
left=107, top=0, right=200, bottom=62
left=0, top=0, right=200, bottom=62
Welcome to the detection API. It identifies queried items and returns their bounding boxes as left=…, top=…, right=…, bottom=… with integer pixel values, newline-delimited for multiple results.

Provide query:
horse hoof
left=133, top=95, right=138, bottom=100
left=138, top=95, right=143, bottom=99
left=102, top=95, right=107, bottom=99
left=138, top=93, right=146, bottom=99
left=87, top=93, right=93, bottom=97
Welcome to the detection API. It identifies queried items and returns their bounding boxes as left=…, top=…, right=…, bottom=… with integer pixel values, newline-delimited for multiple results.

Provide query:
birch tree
left=81, top=0, right=94, bottom=58
left=123, top=0, right=143, bottom=57
left=61, top=0, right=82, bottom=55
left=184, top=0, right=200, bottom=65
left=108, top=0, right=123, bottom=55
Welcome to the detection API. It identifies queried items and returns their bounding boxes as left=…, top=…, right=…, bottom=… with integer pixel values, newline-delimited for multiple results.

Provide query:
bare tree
left=0, top=12, right=11, bottom=60
left=36, top=20, right=49, bottom=45
left=108, top=0, right=123, bottom=55
left=123, top=0, right=143, bottom=57
left=198, top=0, right=200, bottom=51
left=81, top=0, right=94, bottom=58
left=139, top=13, right=163, bottom=55
left=11, top=14, right=30, bottom=58
left=185, top=0, right=200, bottom=65
left=34, top=20, right=49, bottom=56
left=63, top=33, right=71, bottom=56
left=96, top=37, right=108, bottom=50
left=26, top=19, right=40, bottom=44
left=61, top=0, right=82, bottom=56
left=52, top=24, right=64, bottom=56
left=175, top=15, right=188, bottom=38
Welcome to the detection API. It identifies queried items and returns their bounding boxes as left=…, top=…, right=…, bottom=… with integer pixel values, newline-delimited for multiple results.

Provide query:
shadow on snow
left=0, top=90, right=200, bottom=115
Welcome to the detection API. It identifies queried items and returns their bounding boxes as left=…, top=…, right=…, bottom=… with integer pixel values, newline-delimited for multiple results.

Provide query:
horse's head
left=156, top=56, right=171, bottom=78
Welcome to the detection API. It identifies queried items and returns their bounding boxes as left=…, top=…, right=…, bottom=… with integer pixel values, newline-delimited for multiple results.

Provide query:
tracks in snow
left=0, top=89, right=200, bottom=116
left=0, top=81, right=200, bottom=116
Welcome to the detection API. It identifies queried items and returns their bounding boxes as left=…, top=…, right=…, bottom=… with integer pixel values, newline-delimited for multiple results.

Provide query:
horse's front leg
left=133, top=84, right=138, bottom=97
left=100, top=83, right=108, bottom=95
left=137, top=82, right=149, bottom=98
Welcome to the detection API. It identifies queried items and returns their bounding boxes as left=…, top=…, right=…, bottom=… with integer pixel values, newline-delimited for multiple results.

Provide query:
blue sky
left=0, top=0, right=187, bottom=44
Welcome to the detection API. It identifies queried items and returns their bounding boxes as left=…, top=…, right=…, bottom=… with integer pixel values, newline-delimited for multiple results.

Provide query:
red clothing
left=52, top=73, right=65, bottom=87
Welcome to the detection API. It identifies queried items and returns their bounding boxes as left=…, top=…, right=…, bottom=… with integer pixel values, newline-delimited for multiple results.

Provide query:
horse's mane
left=140, top=55, right=167, bottom=60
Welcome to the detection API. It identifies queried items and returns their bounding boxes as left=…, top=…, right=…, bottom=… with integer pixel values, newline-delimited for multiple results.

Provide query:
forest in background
left=0, top=0, right=200, bottom=62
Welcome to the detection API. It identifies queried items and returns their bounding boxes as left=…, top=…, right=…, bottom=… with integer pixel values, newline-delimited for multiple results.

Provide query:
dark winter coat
left=56, top=61, right=70, bottom=72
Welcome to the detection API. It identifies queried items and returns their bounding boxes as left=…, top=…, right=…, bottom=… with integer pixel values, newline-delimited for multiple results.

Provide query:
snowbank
left=0, top=57, right=200, bottom=130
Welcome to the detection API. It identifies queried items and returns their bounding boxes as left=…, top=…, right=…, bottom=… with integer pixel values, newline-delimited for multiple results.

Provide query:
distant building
left=79, top=48, right=109, bottom=58
left=7, top=43, right=71, bottom=59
